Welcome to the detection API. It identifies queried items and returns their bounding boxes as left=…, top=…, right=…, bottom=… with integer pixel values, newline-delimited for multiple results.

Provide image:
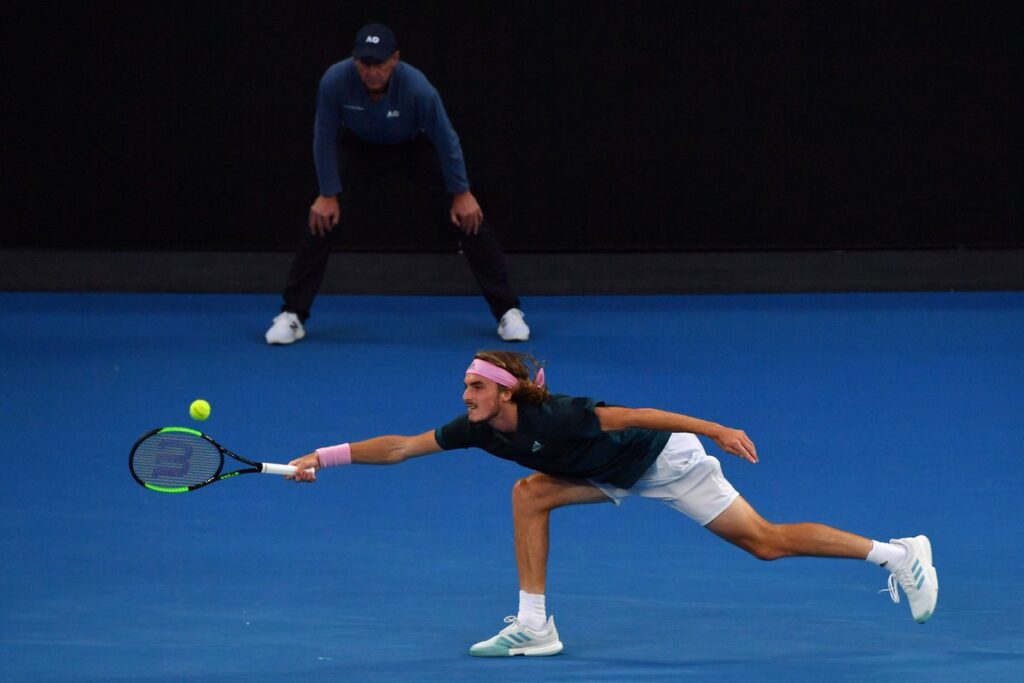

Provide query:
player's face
left=463, top=373, right=510, bottom=423
left=354, top=52, right=399, bottom=93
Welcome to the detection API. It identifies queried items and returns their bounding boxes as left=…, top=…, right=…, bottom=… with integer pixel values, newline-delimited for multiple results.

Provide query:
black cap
left=352, top=23, right=397, bottom=64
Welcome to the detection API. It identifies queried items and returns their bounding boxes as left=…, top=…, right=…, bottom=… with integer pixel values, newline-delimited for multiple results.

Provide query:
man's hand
left=450, top=190, right=483, bottom=235
left=285, top=452, right=321, bottom=482
left=710, top=427, right=759, bottom=464
left=309, top=195, right=341, bottom=236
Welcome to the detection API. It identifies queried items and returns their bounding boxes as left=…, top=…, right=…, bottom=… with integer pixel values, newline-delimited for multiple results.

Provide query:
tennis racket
left=129, top=426, right=307, bottom=493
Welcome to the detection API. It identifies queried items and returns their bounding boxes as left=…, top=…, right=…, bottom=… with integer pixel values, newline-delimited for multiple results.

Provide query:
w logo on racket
left=151, top=443, right=192, bottom=479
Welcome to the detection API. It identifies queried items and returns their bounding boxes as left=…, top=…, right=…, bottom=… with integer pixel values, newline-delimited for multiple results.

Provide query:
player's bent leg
left=469, top=474, right=609, bottom=657
left=704, top=495, right=872, bottom=561
left=512, top=473, right=611, bottom=593
left=512, top=472, right=612, bottom=512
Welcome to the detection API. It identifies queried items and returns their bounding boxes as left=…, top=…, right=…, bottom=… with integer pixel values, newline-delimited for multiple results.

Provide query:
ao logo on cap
left=365, top=35, right=380, bottom=43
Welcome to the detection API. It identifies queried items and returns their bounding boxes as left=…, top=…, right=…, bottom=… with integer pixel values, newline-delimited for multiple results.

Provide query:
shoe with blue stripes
left=884, top=535, right=938, bottom=623
left=468, top=615, right=563, bottom=657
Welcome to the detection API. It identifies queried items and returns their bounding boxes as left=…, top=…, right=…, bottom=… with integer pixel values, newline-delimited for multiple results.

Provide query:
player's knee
left=744, top=525, right=788, bottom=561
left=512, top=476, right=537, bottom=509
left=512, top=474, right=551, bottom=512
left=750, top=543, right=785, bottom=561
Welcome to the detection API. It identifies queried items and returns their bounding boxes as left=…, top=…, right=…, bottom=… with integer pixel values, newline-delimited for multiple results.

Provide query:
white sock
left=517, top=590, right=547, bottom=631
left=866, top=540, right=907, bottom=570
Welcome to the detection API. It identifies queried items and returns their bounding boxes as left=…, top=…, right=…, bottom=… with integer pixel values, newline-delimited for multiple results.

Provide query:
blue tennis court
left=1, top=291, right=1022, bottom=682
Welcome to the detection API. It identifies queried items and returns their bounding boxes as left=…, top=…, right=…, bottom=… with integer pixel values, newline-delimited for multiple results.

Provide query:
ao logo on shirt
left=387, top=110, right=400, bottom=118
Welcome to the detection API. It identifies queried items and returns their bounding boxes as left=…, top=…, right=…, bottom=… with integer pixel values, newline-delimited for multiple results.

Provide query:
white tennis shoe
left=265, top=312, right=305, bottom=345
left=883, top=535, right=938, bottom=623
left=469, top=615, right=563, bottom=657
left=498, top=308, right=530, bottom=342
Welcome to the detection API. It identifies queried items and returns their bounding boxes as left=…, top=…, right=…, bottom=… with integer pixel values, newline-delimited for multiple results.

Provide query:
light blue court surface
left=1, top=291, right=1022, bottom=683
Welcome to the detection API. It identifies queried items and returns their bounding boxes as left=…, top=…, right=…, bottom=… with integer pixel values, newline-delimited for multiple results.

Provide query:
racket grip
left=262, top=463, right=314, bottom=476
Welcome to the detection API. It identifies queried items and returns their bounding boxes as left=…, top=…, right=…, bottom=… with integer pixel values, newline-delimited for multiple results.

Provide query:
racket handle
left=261, top=463, right=314, bottom=476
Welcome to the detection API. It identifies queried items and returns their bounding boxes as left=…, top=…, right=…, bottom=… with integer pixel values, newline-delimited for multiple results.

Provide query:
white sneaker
left=468, top=615, right=563, bottom=657
left=265, top=312, right=305, bottom=345
left=883, top=535, right=938, bottom=623
left=497, top=308, right=530, bottom=341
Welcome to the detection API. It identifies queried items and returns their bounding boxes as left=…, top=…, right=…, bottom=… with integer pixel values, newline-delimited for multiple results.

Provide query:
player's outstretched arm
left=287, top=430, right=441, bottom=481
left=594, top=406, right=758, bottom=463
left=350, top=431, right=442, bottom=465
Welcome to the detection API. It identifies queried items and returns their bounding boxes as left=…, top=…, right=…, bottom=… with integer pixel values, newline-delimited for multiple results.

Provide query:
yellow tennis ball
left=189, top=399, right=211, bottom=421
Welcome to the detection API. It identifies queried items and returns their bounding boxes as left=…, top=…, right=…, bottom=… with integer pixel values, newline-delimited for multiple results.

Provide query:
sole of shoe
left=470, top=640, right=563, bottom=657
left=914, top=567, right=939, bottom=623
left=266, top=336, right=300, bottom=345
left=519, top=640, right=563, bottom=656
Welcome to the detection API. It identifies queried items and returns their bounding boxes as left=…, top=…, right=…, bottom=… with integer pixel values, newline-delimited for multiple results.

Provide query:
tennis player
left=287, top=351, right=938, bottom=656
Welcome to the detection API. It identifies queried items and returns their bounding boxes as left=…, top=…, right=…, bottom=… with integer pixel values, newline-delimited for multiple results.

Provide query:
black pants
left=281, top=134, right=520, bottom=322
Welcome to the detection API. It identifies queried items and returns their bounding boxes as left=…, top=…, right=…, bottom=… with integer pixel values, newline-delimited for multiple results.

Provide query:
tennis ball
left=189, top=399, right=211, bottom=421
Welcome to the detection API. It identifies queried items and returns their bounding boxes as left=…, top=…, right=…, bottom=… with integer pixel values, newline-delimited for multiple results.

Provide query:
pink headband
left=466, top=359, right=545, bottom=388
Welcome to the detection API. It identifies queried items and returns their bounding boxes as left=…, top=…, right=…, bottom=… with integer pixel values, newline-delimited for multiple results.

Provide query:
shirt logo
left=387, top=110, right=400, bottom=118
left=365, top=36, right=381, bottom=44
left=531, top=441, right=544, bottom=452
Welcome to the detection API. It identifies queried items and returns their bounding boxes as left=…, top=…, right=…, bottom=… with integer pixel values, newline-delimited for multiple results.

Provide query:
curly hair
left=472, top=350, right=551, bottom=405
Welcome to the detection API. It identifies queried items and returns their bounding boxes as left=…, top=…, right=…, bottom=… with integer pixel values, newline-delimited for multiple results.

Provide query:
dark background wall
left=3, top=1, right=1021, bottom=253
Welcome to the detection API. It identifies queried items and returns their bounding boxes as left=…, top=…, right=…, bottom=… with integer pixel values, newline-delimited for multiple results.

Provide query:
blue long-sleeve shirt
left=313, top=59, right=470, bottom=196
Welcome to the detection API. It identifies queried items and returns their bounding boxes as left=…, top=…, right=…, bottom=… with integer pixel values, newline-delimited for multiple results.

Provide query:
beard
left=466, top=401, right=501, bottom=423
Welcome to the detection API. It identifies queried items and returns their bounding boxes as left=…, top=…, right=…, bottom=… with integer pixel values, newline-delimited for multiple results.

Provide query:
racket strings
left=131, top=433, right=221, bottom=487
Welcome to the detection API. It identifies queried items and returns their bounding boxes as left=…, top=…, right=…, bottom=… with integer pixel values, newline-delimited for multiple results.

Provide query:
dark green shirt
left=434, top=394, right=671, bottom=489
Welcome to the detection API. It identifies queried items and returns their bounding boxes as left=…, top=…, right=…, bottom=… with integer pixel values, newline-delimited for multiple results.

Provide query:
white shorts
left=589, top=433, right=739, bottom=526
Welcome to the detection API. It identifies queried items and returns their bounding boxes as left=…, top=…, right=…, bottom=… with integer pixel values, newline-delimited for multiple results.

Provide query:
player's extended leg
left=704, top=494, right=872, bottom=560
left=705, top=495, right=938, bottom=623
